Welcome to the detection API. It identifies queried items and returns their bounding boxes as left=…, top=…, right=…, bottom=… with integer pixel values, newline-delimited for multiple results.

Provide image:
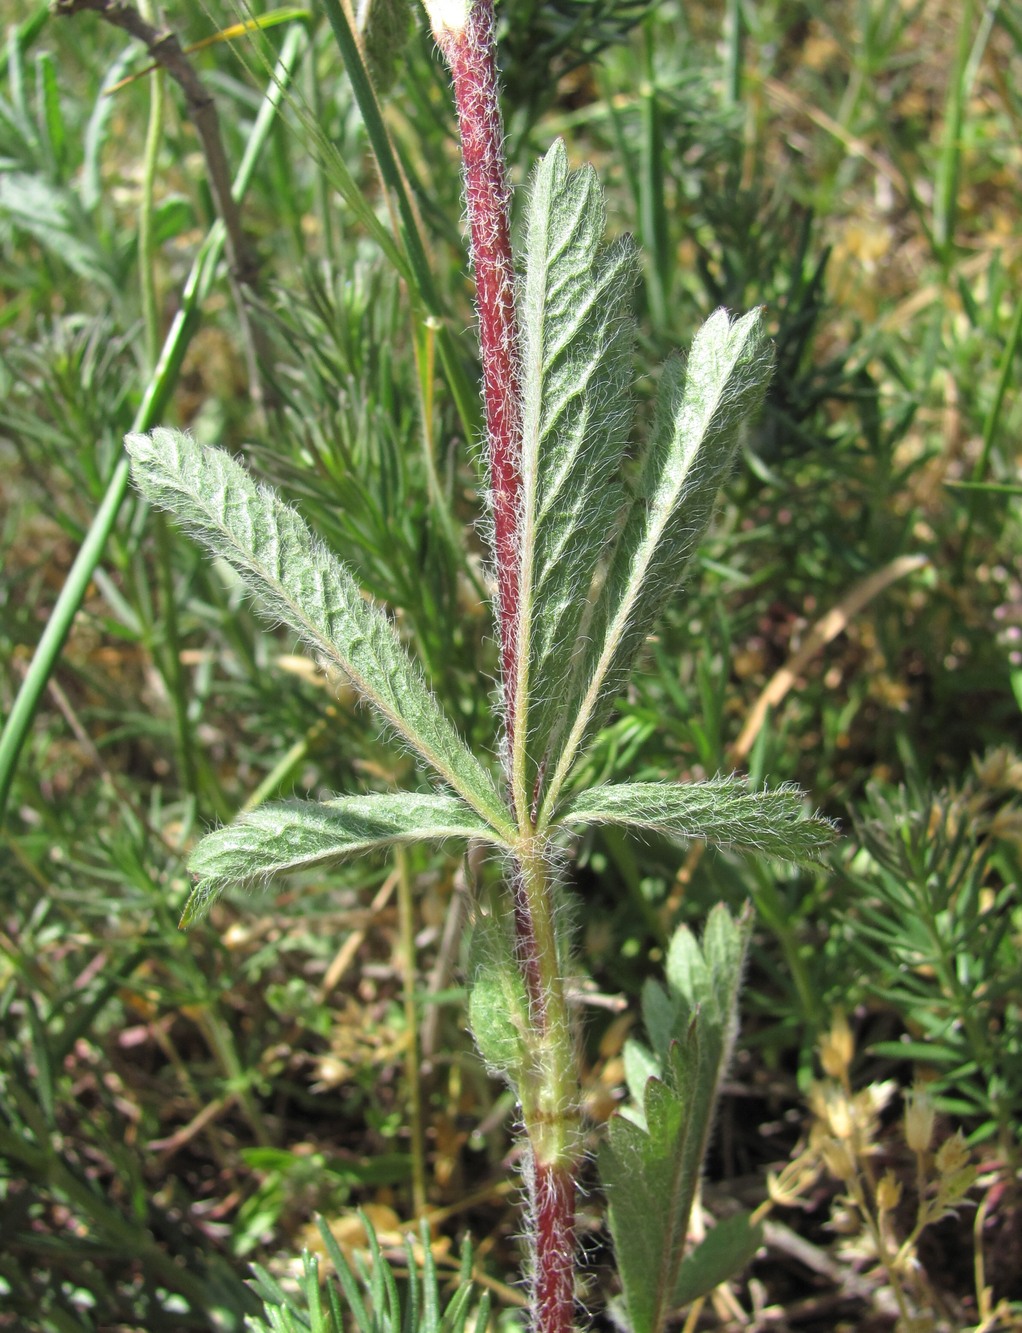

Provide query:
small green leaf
left=556, top=776, right=836, bottom=861
left=670, top=1212, right=764, bottom=1308
left=359, top=0, right=412, bottom=92
left=622, top=1036, right=659, bottom=1118
left=513, top=139, right=638, bottom=810
left=665, top=925, right=716, bottom=1015
left=699, top=901, right=751, bottom=994
left=0, top=172, right=113, bottom=287
left=182, top=791, right=500, bottom=924
left=666, top=901, right=750, bottom=1026
left=125, top=429, right=512, bottom=838
left=467, top=910, right=530, bottom=1081
left=638, top=976, right=675, bottom=1067
left=599, top=907, right=753, bottom=1333
left=600, top=1046, right=699, bottom=1333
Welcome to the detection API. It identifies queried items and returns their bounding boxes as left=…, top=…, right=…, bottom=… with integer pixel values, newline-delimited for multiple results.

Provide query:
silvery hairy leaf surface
left=125, top=429, right=511, bottom=837
left=538, top=306, right=774, bottom=820
left=182, top=791, right=502, bottom=924
left=556, top=776, right=835, bottom=861
left=513, top=140, right=637, bottom=810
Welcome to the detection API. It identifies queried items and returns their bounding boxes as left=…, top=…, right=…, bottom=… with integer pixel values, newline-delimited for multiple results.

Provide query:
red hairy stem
left=533, top=1159, right=576, bottom=1331
left=509, top=844, right=580, bottom=1333
left=429, top=8, right=577, bottom=1331
left=432, top=0, right=523, bottom=762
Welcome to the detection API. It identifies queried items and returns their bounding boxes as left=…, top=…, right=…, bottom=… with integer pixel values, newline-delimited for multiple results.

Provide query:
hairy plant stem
left=514, top=840, right=580, bottom=1332
left=429, top=0, right=523, bottom=753
left=532, top=1158, right=576, bottom=1331
left=426, top=4, right=578, bottom=1327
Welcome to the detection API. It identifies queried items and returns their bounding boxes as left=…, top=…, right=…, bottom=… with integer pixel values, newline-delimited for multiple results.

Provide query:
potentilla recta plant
left=126, top=1, right=834, bottom=1328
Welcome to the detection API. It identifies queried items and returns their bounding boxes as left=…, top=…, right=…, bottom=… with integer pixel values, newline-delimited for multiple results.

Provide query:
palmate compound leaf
left=125, top=429, right=512, bottom=839
left=538, top=309, right=775, bottom=823
left=555, top=776, right=836, bottom=863
left=512, top=139, right=637, bottom=813
left=599, top=905, right=759, bottom=1333
left=183, top=791, right=502, bottom=925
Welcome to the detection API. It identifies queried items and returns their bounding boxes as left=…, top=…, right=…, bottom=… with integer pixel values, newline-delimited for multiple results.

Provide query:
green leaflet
left=599, top=906, right=752, bottom=1333
left=668, top=1213, right=764, bottom=1310
left=467, top=908, right=530, bottom=1081
left=125, top=429, right=511, bottom=838
left=183, top=791, right=501, bottom=924
left=640, top=905, right=750, bottom=1075
left=358, top=0, right=412, bottom=94
left=539, top=310, right=774, bottom=822
left=555, top=776, right=836, bottom=861
left=513, top=140, right=637, bottom=813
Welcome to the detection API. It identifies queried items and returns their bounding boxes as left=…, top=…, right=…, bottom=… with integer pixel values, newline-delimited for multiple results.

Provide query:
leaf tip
left=178, top=879, right=216, bottom=928
left=177, top=897, right=199, bottom=930
left=123, top=430, right=152, bottom=461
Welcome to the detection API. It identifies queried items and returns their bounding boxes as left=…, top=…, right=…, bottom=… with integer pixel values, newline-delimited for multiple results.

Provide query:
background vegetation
left=1, top=0, right=1020, bottom=1328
